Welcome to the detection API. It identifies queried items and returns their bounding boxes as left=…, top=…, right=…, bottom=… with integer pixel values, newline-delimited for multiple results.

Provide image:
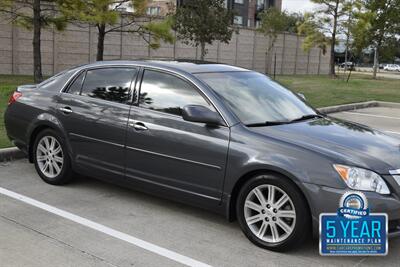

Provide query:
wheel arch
left=226, top=168, right=312, bottom=224
left=27, top=114, right=70, bottom=163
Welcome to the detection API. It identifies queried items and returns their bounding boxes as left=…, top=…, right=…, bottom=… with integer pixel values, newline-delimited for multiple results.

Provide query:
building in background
left=115, top=0, right=175, bottom=17
left=146, top=0, right=175, bottom=17
left=176, top=0, right=282, bottom=28
left=231, top=0, right=282, bottom=28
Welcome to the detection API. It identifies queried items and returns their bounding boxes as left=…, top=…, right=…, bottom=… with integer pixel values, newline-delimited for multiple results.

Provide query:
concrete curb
left=318, top=100, right=400, bottom=114
left=318, top=101, right=378, bottom=114
left=375, top=101, right=400, bottom=109
left=0, top=147, right=26, bottom=162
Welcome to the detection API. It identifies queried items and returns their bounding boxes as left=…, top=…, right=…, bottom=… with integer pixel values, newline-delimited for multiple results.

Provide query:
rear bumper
left=5, top=129, right=28, bottom=155
left=302, top=183, right=400, bottom=238
left=4, top=104, right=29, bottom=154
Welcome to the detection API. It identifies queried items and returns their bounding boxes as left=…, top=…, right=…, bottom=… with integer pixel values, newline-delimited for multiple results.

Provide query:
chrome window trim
left=60, top=64, right=140, bottom=93
left=60, top=63, right=230, bottom=127
left=139, top=66, right=230, bottom=127
left=60, top=68, right=87, bottom=93
left=60, top=65, right=139, bottom=105
left=63, top=69, right=86, bottom=95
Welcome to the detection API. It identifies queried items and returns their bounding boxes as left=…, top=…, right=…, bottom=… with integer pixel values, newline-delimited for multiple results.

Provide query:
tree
left=352, top=0, right=400, bottom=78
left=341, top=0, right=360, bottom=71
left=298, top=0, right=349, bottom=77
left=258, top=8, right=289, bottom=56
left=0, top=0, right=67, bottom=83
left=174, top=0, right=234, bottom=61
left=59, top=0, right=174, bottom=61
left=258, top=8, right=304, bottom=57
left=379, top=37, right=400, bottom=64
left=298, top=14, right=330, bottom=55
left=284, top=12, right=305, bottom=34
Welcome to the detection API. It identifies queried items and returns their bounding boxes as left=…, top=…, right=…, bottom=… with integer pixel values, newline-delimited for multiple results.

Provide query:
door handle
left=132, top=122, right=148, bottom=131
left=59, top=106, right=72, bottom=114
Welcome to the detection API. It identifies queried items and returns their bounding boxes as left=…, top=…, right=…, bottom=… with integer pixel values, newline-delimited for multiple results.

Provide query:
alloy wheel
left=36, top=136, right=64, bottom=178
left=244, top=184, right=296, bottom=243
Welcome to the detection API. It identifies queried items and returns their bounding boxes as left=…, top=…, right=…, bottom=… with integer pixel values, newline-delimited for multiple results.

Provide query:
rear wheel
left=236, top=174, right=310, bottom=251
left=33, top=129, right=73, bottom=185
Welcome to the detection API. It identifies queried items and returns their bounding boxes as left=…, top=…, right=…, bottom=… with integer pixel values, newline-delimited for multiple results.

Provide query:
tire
left=236, top=174, right=310, bottom=251
left=33, top=129, right=73, bottom=185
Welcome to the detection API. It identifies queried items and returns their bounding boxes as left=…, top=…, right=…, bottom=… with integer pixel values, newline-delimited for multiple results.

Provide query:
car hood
left=249, top=117, right=400, bottom=174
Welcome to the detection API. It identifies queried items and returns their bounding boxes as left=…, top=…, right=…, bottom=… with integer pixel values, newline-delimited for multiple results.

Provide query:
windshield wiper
left=290, top=114, right=324, bottom=123
left=245, top=121, right=289, bottom=127
left=245, top=114, right=324, bottom=127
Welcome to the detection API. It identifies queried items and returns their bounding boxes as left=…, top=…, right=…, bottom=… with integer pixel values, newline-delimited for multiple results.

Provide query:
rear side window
left=139, top=70, right=213, bottom=116
left=80, top=68, right=137, bottom=104
left=67, top=71, right=85, bottom=95
left=38, top=68, right=76, bottom=91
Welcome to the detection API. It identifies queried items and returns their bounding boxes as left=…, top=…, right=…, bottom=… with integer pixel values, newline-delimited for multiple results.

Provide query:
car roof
left=73, top=59, right=250, bottom=74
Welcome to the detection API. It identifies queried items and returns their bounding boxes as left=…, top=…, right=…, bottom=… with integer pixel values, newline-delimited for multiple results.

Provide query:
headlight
left=333, top=164, right=390, bottom=195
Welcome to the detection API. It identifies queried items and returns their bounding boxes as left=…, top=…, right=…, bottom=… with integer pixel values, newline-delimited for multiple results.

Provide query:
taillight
left=8, top=91, right=22, bottom=105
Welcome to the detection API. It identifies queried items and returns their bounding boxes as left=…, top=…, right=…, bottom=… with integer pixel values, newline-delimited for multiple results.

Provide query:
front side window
left=196, top=71, right=317, bottom=125
left=139, top=70, right=213, bottom=116
left=80, top=68, right=137, bottom=104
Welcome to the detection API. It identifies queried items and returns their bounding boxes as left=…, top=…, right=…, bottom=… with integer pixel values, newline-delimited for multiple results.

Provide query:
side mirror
left=297, top=93, right=306, bottom=100
left=182, top=105, right=223, bottom=126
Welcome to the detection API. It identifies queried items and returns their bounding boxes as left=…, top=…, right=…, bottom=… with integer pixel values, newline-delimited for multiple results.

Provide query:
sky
left=282, top=0, right=318, bottom=13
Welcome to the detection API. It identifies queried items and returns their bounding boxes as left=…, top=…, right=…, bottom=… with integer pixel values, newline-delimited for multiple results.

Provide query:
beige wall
left=0, top=20, right=330, bottom=76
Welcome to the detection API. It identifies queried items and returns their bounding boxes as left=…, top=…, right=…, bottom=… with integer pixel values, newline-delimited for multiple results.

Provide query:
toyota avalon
left=5, top=60, right=400, bottom=251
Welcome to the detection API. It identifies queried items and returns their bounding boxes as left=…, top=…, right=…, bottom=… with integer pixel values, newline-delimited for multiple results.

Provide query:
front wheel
left=33, top=129, right=73, bottom=185
left=236, top=174, right=310, bottom=251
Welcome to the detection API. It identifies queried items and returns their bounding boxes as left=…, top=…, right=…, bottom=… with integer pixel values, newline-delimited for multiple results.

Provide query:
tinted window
left=67, top=71, right=85, bottom=95
left=196, top=71, right=316, bottom=125
left=81, top=68, right=137, bottom=104
left=139, top=70, right=212, bottom=116
left=38, top=68, right=77, bottom=91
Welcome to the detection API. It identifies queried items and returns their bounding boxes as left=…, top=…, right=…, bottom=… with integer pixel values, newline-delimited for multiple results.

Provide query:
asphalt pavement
left=331, top=106, right=400, bottom=138
left=1, top=106, right=400, bottom=267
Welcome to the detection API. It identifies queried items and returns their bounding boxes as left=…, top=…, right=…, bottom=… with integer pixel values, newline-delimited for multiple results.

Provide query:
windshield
left=195, top=71, right=317, bottom=125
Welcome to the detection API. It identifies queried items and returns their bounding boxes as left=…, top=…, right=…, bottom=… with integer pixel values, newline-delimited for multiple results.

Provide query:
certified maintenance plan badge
left=319, top=191, right=388, bottom=255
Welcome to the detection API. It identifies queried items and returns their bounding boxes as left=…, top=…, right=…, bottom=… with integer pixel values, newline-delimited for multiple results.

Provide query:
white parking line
left=343, top=112, right=400, bottom=120
left=0, top=187, right=212, bottom=267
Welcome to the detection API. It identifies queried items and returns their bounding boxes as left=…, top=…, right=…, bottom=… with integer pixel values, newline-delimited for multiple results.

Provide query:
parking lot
left=331, top=106, right=400, bottom=138
left=1, top=106, right=400, bottom=267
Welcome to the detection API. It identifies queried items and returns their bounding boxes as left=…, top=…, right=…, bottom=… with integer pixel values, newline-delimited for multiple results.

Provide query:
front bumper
left=302, top=182, right=400, bottom=238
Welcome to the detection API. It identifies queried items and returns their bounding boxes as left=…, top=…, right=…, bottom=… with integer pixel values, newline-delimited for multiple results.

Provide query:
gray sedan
left=5, top=60, right=400, bottom=251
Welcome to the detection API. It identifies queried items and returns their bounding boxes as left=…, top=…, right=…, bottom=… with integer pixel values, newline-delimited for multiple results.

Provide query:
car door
left=56, top=66, right=138, bottom=179
left=125, top=69, right=230, bottom=206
